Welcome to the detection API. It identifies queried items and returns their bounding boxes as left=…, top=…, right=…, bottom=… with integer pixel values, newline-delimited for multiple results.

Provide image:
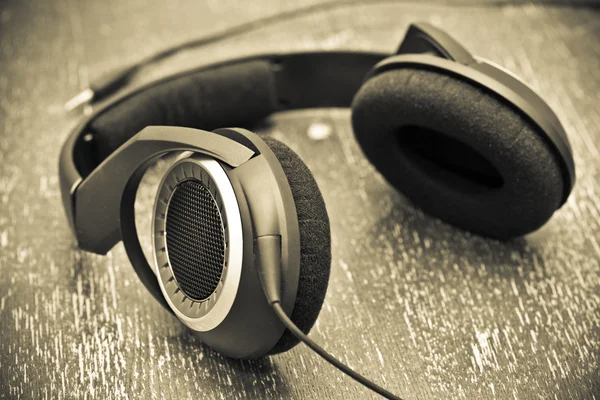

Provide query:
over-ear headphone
left=59, top=23, right=575, bottom=399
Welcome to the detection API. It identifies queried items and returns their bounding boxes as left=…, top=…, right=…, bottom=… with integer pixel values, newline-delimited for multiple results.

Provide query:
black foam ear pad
left=89, top=60, right=278, bottom=164
left=351, top=67, right=565, bottom=239
left=260, top=137, right=331, bottom=355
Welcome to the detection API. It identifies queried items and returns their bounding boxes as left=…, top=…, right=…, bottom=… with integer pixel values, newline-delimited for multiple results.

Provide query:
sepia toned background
left=0, top=0, right=599, bottom=399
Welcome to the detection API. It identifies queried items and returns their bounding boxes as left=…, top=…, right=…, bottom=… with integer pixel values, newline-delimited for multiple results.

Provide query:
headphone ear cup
left=260, top=137, right=331, bottom=354
left=351, top=67, right=565, bottom=238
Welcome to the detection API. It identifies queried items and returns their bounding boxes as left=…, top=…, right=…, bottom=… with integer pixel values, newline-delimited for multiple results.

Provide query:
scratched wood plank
left=0, top=0, right=599, bottom=399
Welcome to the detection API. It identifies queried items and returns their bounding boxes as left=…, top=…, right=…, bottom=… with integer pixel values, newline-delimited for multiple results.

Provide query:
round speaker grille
left=165, top=179, right=225, bottom=301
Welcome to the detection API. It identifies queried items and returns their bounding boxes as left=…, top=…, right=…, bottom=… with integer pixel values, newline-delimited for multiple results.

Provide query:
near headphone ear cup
left=260, top=137, right=331, bottom=355
left=351, top=67, right=565, bottom=239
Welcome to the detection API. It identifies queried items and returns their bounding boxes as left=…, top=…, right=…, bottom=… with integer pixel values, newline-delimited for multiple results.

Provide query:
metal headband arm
left=73, top=126, right=255, bottom=254
left=396, top=22, right=475, bottom=65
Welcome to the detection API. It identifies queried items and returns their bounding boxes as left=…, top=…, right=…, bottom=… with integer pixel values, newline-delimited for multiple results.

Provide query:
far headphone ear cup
left=260, top=137, right=331, bottom=355
left=351, top=67, right=565, bottom=239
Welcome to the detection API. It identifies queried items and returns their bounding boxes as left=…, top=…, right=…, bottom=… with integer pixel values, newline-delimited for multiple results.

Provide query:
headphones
left=59, top=23, right=575, bottom=399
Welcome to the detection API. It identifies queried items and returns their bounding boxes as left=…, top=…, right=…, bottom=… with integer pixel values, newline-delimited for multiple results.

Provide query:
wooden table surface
left=1, top=0, right=599, bottom=399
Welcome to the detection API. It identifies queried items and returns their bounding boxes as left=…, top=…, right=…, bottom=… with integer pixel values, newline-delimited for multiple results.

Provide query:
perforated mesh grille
left=165, top=179, right=225, bottom=301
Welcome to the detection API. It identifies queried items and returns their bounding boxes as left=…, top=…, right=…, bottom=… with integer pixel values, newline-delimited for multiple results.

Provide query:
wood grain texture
left=1, top=0, right=599, bottom=399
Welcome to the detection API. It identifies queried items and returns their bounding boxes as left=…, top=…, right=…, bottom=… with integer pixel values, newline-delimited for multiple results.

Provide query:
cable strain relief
left=254, top=235, right=282, bottom=304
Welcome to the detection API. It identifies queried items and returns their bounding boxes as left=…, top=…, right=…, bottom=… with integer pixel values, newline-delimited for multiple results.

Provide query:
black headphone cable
left=270, top=302, right=403, bottom=400
left=257, top=244, right=403, bottom=400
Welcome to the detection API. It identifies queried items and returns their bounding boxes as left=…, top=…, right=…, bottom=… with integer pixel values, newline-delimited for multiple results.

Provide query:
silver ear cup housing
left=147, top=128, right=302, bottom=359
left=152, top=154, right=244, bottom=332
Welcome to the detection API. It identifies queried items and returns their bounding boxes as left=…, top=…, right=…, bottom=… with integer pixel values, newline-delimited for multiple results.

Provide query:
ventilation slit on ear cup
left=396, top=126, right=504, bottom=191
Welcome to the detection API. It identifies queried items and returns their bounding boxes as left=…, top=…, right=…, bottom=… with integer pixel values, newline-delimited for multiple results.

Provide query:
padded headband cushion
left=89, top=60, right=278, bottom=163
left=351, top=67, right=564, bottom=239
left=260, top=137, right=331, bottom=355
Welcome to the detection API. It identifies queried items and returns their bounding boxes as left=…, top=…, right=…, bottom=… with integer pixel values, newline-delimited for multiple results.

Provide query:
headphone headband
left=59, top=50, right=387, bottom=238
left=60, top=21, right=576, bottom=253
